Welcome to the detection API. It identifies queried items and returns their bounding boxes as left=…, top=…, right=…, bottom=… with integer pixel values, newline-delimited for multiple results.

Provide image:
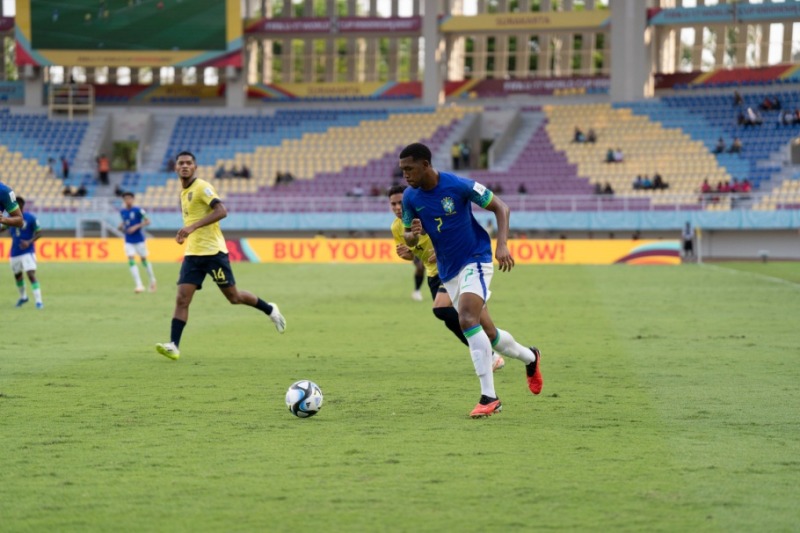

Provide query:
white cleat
left=492, top=352, right=505, bottom=372
left=149, top=281, right=157, bottom=293
left=268, top=303, right=286, bottom=334
left=411, top=290, right=423, bottom=302
left=134, top=285, right=145, bottom=294
left=156, top=342, right=180, bottom=360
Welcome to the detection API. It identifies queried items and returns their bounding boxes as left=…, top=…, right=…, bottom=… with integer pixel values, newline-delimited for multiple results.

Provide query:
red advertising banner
left=245, top=16, right=422, bottom=35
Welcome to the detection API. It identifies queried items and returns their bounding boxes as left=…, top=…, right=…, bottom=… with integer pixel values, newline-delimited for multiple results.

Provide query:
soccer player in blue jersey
left=0, top=181, right=23, bottom=230
left=0, top=197, right=42, bottom=308
left=119, top=192, right=156, bottom=293
left=399, top=142, right=542, bottom=418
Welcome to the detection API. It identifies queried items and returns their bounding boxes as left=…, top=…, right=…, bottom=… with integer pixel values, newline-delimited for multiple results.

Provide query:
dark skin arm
left=0, top=207, right=23, bottom=228
left=484, top=194, right=515, bottom=272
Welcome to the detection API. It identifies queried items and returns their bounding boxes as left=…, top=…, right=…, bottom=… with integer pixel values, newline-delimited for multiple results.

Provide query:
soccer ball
left=285, top=380, right=323, bottom=418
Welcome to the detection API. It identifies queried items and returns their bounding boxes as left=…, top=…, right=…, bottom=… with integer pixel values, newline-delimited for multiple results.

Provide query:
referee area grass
left=1, top=262, right=798, bottom=531
left=31, top=0, right=225, bottom=51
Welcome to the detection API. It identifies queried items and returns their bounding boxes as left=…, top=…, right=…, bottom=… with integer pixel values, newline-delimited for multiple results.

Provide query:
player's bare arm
left=395, top=243, right=414, bottom=261
left=176, top=201, right=227, bottom=244
left=485, top=195, right=515, bottom=272
left=0, top=208, right=23, bottom=228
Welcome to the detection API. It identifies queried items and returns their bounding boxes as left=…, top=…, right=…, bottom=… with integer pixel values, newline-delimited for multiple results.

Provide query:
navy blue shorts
left=178, top=252, right=235, bottom=289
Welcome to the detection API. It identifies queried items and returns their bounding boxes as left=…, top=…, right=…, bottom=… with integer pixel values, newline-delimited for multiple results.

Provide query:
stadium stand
left=131, top=106, right=480, bottom=210
left=0, top=108, right=92, bottom=210
left=544, top=102, right=730, bottom=209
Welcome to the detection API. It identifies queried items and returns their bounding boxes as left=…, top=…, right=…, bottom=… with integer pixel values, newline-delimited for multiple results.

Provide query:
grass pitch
left=1, top=262, right=799, bottom=531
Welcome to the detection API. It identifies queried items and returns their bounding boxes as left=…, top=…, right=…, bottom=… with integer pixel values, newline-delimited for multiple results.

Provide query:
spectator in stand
left=733, top=91, right=744, bottom=106
left=493, top=183, right=504, bottom=194
left=633, top=175, right=644, bottom=190
left=759, top=96, right=774, bottom=111
left=587, top=128, right=597, bottom=144
left=46, top=158, right=55, bottom=176
left=96, top=154, right=110, bottom=185
left=348, top=183, right=365, bottom=197
left=719, top=180, right=731, bottom=193
left=743, top=107, right=763, bottom=127
left=240, top=164, right=251, bottom=179
left=573, top=127, right=586, bottom=143
left=451, top=143, right=461, bottom=170
left=460, top=141, right=471, bottom=169
left=230, top=165, right=241, bottom=177
left=594, top=182, right=603, bottom=195
left=165, top=158, right=175, bottom=172
left=653, top=173, right=668, bottom=190
left=772, top=97, right=781, bottom=110
left=613, top=148, right=624, bottom=163
left=700, top=179, right=712, bottom=195
left=606, top=148, right=615, bottom=163
left=274, top=171, right=295, bottom=186
left=603, top=182, right=614, bottom=195
left=517, top=183, right=527, bottom=195
left=369, top=184, right=382, bottom=197
left=794, top=108, right=800, bottom=122
left=215, top=164, right=226, bottom=179
left=61, top=156, right=70, bottom=180
left=729, top=137, right=743, bottom=153
left=713, top=137, right=726, bottom=154
left=731, top=178, right=741, bottom=193
left=642, top=175, right=653, bottom=190
left=741, top=179, right=753, bottom=195
left=75, top=184, right=88, bottom=197
left=391, top=165, right=404, bottom=186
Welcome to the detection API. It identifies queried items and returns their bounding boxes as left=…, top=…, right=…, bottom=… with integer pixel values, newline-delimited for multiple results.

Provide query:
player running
left=399, top=143, right=542, bottom=418
left=155, top=151, right=285, bottom=360
left=119, top=192, right=157, bottom=293
left=0, top=197, right=43, bottom=308
left=389, top=185, right=505, bottom=372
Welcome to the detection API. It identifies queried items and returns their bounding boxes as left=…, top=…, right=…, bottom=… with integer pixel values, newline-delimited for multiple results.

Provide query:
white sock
left=492, top=328, right=536, bottom=364
left=144, top=261, right=156, bottom=284
left=16, top=281, right=26, bottom=299
left=465, top=325, right=496, bottom=398
left=130, top=264, right=143, bottom=287
left=33, top=287, right=42, bottom=305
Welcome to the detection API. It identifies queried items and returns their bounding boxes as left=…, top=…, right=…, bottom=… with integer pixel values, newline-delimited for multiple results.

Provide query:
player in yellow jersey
left=156, top=151, right=285, bottom=360
left=388, top=185, right=504, bottom=371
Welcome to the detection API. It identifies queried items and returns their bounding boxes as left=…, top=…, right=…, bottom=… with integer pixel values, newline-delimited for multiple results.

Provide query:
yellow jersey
left=180, top=178, right=228, bottom=256
left=391, top=217, right=438, bottom=278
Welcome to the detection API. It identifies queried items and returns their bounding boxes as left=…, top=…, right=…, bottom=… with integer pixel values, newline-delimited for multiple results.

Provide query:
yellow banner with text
left=0, top=238, right=680, bottom=265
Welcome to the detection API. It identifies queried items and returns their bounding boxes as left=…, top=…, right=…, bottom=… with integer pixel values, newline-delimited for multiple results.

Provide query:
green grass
left=31, top=0, right=226, bottom=51
left=1, top=262, right=799, bottom=531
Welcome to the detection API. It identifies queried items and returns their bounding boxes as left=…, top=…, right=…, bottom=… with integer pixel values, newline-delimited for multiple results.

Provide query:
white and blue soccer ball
left=285, top=380, right=323, bottom=418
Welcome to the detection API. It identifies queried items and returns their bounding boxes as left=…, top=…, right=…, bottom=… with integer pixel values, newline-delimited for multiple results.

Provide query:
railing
left=31, top=192, right=797, bottom=215
left=133, top=192, right=786, bottom=213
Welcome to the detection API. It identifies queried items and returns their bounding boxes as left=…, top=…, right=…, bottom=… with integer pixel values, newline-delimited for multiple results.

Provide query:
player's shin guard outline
left=491, top=328, right=536, bottom=364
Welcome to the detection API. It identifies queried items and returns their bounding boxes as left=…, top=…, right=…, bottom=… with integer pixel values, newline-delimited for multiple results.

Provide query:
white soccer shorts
left=10, top=253, right=37, bottom=274
left=124, top=241, right=149, bottom=258
left=443, top=262, right=493, bottom=310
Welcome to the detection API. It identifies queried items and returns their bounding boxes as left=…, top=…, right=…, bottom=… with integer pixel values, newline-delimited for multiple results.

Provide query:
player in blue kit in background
left=119, top=192, right=156, bottom=293
left=399, top=142, right=543, bottom=418
left=0, top=197, right=43, bottom=308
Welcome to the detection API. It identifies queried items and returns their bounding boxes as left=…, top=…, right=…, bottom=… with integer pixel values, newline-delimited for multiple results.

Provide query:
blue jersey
left=9, top=212, right=40, bottom=257
left=0, top=181, right=19, bottom=215
left=402, top=172, right=494, bottom=282
left=120, top=206, right=147, bottom=244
